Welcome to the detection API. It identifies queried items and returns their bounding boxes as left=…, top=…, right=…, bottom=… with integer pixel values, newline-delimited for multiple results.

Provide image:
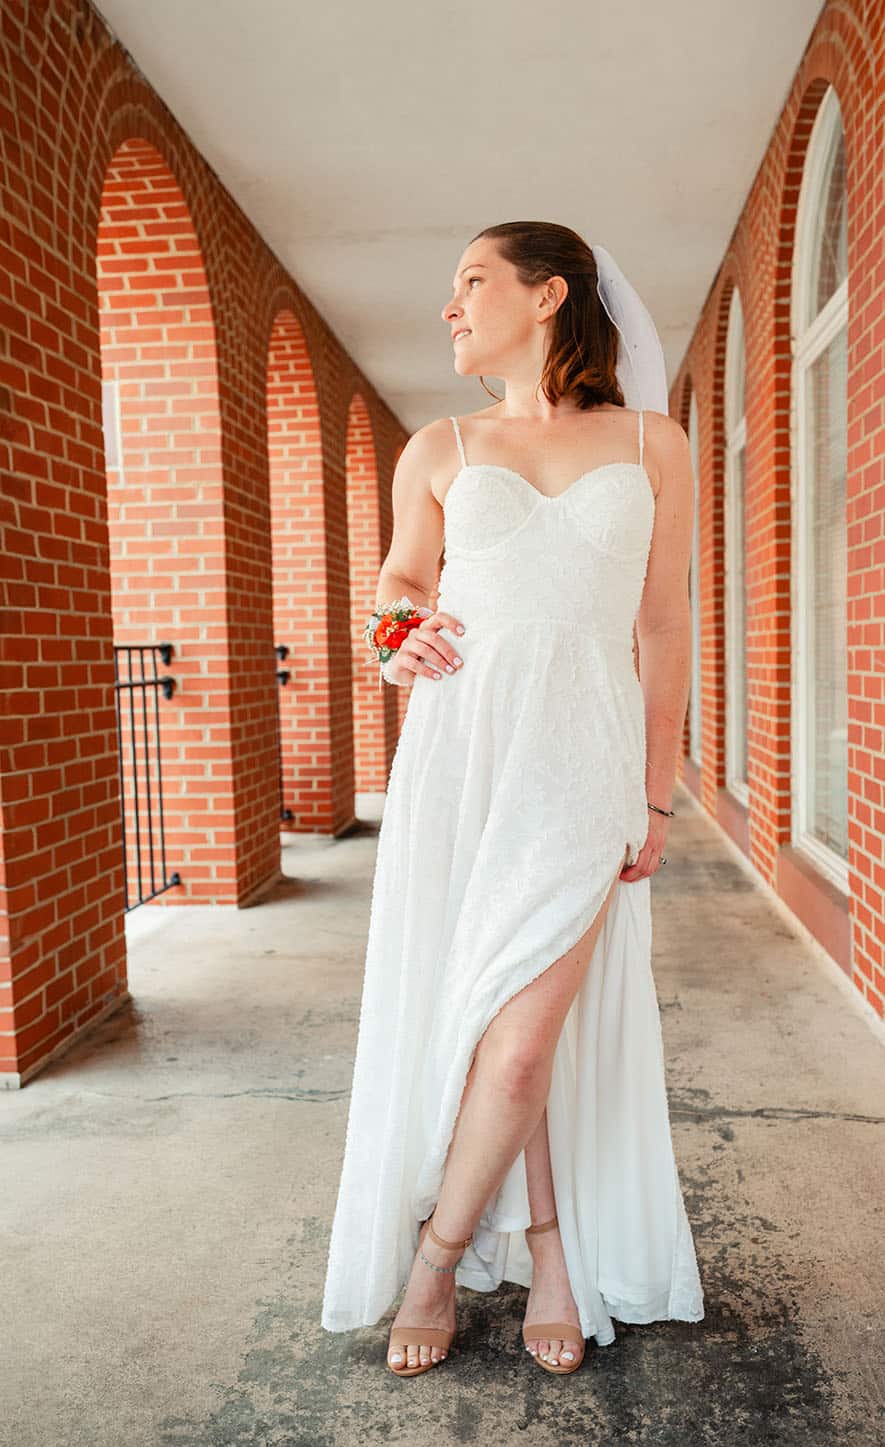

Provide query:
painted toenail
left=391, top=1353, right=402, bottom=1362
left=562, top=1351, right=574, bottom=1360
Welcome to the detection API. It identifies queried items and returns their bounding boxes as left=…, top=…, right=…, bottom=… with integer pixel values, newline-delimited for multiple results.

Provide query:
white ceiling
left=93, top=0, right=824, bottom=433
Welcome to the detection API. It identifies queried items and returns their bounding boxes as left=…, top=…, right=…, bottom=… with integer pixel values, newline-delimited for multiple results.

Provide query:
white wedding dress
left=321, top=410, right=704, bottom=1344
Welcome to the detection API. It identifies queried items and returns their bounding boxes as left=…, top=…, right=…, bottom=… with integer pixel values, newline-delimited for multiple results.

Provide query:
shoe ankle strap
left=525, top=1214, right=558, bottom=1235
left=427, top=1214, right=473, bottom=1251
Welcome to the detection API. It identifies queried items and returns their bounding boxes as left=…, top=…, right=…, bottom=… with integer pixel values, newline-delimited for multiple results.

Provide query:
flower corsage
left=365, top=593, right=433, bottom=690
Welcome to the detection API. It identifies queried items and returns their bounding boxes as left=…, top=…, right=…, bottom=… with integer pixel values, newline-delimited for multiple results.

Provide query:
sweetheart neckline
left=441, top=460, right=656, bottom=510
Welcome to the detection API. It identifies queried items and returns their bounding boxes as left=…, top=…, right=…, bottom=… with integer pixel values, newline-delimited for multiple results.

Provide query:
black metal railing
left=276, top=644, right=294, bottom=823
left=113, top=642, right=181, bottom=911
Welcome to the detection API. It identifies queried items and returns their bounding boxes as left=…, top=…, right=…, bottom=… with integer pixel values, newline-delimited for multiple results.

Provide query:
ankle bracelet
left=418, top=1247, right=459, bottom=1274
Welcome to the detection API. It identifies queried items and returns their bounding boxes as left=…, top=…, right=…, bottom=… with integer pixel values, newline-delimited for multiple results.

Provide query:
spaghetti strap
left=638, top=409, right=644, bottom=467
left=449, top=415, right=468, bottom=470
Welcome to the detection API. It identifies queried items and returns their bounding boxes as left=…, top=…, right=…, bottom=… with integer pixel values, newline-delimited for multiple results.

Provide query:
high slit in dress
left=320, top=409, right=704, bottom=1344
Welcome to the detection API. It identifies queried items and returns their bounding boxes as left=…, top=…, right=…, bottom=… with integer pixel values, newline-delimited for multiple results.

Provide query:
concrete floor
left=1, top=784, right=884, bottom=1447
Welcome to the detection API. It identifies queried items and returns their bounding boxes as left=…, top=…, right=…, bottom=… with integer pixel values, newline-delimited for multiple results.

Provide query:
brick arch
left=83, top=90, right=283, bottom=897
left=0, top=5, right=408, bottom=1084
left=344, top=392, right=392, bottom=791
left=77, top=77, right=232, bottom=325
left=674, top=372, right=697, bottom=766
left=86, top=96, right=288, bottom=895
left=773, top=57, right=874, bottom=998
left=755, top=78, right=839, bottom=898
left=373, top=437, right=414, bottom=743
left=260, top=256, right=401, bottom=830
left=264, top=305, right=327, bottom=828
left=706, top=267, right=744, bottom=823
left=257, top=275, right=358, bottom=834
left=86, top=83, right=289, bottom=882
left=97, top=136, right=231, bottom=907
left=671, top=260, right=743, bottom=839
left=657, top=4, right=881, bottom=1020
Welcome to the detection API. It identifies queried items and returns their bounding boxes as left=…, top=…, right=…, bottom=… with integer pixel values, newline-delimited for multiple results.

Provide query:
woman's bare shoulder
left=390, top=416, right=468, bottom=510
left=397, top=415, right=460, bottom=472
left=403, top=408, right=496, bottom=464
left=642, top=411, right=692, bottom=502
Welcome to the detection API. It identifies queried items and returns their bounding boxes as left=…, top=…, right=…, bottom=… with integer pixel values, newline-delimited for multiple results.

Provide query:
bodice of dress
left=436, top=460, right=656, bottom=665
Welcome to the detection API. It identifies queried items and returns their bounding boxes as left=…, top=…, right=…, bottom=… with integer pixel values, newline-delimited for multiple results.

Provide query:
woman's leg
left=523, top=1105, right=557, bottom=1223
left=388, top=853, right=625, bottom=1369
left=521, top=1105, right=580, bottom=1364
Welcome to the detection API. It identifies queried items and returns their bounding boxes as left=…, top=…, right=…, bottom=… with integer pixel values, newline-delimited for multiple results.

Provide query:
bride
left=321, top=220, right=703, bottom=1378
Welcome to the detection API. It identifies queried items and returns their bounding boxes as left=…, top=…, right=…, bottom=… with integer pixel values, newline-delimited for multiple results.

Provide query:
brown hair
left=468, top=220, right=624, bottom=411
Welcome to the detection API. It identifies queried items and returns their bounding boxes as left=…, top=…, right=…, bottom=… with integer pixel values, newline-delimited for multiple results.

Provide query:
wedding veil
left=592, top=242, right=669, bottom=416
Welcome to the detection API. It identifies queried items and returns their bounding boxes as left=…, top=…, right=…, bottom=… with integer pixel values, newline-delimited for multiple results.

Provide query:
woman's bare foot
left=387, top=1219, right=463, bottom=1372
left=523, top=1223, right=583, bottom=1366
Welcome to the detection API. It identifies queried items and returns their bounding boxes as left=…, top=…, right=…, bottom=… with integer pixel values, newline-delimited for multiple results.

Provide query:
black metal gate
left=113, top=642, right=181, bottom=912
left=276, top=643, right=294, bottom=824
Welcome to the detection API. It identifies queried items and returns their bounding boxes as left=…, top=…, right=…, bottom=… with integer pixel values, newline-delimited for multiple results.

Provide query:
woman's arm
left=374, top=423, right=447, bottom=613
left=372, top=421, right=468, bottom=687
left=635, top=413, right=696, bottom=812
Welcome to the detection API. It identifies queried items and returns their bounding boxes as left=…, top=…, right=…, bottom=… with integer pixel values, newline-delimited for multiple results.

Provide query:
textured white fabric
left=321, top=410, right=704, bottom=1342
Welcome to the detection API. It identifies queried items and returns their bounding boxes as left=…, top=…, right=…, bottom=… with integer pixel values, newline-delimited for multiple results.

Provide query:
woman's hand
left=386, top=610, right=466, bottom=684
left=619, top=809, right=670, bottom=882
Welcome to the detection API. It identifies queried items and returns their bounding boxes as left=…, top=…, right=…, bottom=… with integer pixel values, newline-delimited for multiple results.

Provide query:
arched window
left=791, top=85, right=848, bottom=886
left=688, top=390, right=702, bottom=765
left=724, top=290, right=748, bottom=803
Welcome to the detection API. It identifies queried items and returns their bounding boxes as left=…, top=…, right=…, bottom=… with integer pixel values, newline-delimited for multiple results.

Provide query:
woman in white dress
left=321, top=221, right=704, bottom=1377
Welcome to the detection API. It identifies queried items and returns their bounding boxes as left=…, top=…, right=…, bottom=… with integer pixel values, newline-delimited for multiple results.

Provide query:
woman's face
left=441, top=241, right=557, bottom=380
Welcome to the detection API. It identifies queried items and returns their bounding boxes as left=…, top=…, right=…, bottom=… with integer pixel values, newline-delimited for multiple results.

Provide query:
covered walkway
left=2, top=787, right=882, bottom=1445
left=2, top=1, right=884, bottom=1441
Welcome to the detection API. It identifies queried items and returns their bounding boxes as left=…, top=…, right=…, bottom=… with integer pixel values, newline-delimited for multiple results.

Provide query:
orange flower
left=376, top=614, right=422, bottom=652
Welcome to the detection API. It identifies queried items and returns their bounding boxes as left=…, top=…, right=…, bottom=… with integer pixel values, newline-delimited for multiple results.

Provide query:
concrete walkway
left=1, top=785, right=883, bottom=1446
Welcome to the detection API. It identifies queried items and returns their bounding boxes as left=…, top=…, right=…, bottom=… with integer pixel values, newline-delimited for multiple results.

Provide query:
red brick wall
left=1, top=0, right=881, bottom=1088
left=265, top=307, right=333, bottom=829
left=0, top=0, right=409, bottom=1083
left=346, top=395, right=386, bottom=792
left=99, top=137, right=233, bottom=903
left=672, top=4, right=884, bottom=1018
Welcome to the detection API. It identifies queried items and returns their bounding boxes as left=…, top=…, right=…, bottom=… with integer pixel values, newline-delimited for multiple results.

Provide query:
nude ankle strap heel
left=386, top=1212, right=473, bottom=1378
left=426, top=1216, right=473, bottom=1251
left=522, top=1214, right=586, bottom=1375
left=417, top=1211, right=473, bottom=1274
left=525, top=1214, right=558, bottom=1234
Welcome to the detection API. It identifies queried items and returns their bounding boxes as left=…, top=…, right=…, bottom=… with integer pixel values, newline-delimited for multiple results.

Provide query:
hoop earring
left=478, top=374, right=503, bottom=401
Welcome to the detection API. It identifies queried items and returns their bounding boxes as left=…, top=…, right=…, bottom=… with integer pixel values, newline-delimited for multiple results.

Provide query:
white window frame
left=724, top=290, right=748, bottom=806
left=101, top=378, right=123, bottom=473
left=790, top=83, right=849, bottom=892
left=688, top=390, right=702, bottom=765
